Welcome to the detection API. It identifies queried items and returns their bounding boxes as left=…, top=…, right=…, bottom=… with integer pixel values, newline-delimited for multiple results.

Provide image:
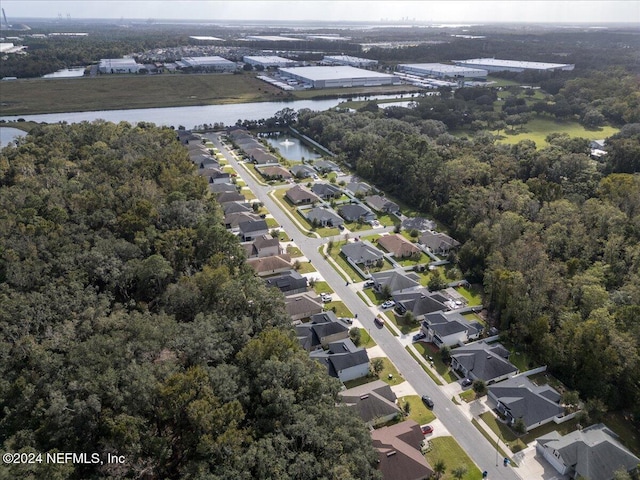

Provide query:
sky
left=2, top=0, right=639, bottom=24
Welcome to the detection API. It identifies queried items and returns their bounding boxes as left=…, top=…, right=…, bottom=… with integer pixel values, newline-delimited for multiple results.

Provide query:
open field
left=0, top=73, right=285, bottom=115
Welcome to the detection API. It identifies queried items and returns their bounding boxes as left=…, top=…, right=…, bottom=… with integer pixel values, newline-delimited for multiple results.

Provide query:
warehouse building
left=453, top=58, right=574, bottom=72
left=323, top=55, right=378, bottom=68
left=99, top=58, right=142, bottom=74
left=243, top=55, right=298, bottom=68
left=278, top=66, right=397, bottom=89
left=177, top=56, right=237, bottom=71
left=398, top=63, right=487, bottom=79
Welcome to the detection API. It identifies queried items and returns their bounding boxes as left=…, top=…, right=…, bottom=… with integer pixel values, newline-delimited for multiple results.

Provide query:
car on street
left=421, top=424, right=433, bottom=435
left=381, top=300, right=395, bottom=309
left=320, top=293, right=333, bottom=303
left=421, top=396, right=434, bottom=409
left=461, top=378, right=473, bottom=387
left=374, top=316, right=385, bottom=326
left=413, top=332, right=426, bottom=342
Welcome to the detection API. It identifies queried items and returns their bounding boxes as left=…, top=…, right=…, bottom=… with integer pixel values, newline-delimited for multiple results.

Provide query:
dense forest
left=295, top=68, right=640, bottom=423
left=0, top=122, right=380, bottom=479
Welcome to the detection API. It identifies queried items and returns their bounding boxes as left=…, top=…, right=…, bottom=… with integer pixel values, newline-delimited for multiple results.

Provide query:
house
left=290, top=164, right=316, bottom=179
left=216, top=191, right=246, bottom=204
left=487, top=376, right=564, bottom=432
left=313, top=160, right=341, bottom=173
left=264, top=269, right=308, bottom=295
left=377, top=234, right=421, bottom=258
left=238, top=219, right=269, bottom=241
left=241, top=234, right=281, bottom=258
left=285, top=292, right=323, bottom=321
left=341, top=241, right=385, bottom=267
left=339, top=380, right=402, bottom=427
left=247, top=254, right=292, bottom=276
left=296, top=311, right=349, bottom=351
left=256, top=165, right=292, bottom=180
left=419, top=231, right=460, bottom=256
left=366, top=194, right=400, bottom=214
left=371, top=420, right=434, bottom=480
left=311, top=182, right=342, bottom=200
left=393, top=289, right=449, bottom=319
left=198, top=157, right=220, bottom=170
left=207, top=169, right=232, bottom=184
left=536, top=424, right=640, bottom=480
left=177, top=129, right=201, bottom=144
left=310, top=338, right=370, bottom=382
left=339, top=204, right=376, bottom=223
left=401, top=217, right=436, bottom=233
left=224, top=211, right=261, bottom=231
left=222, top=201, right=253, bottom=215
left=450, top=341, right=518, bottom=384
left=421, top=311, right=483, bottom=348
left=305, top=207, right=344, bottom=227
left=371, top=270, right=421, bottom=295
left=209, top=183, right=237, bottom=194
left=345, top=181, right=372, bottom=196
left=285, top=185, right=320, bottom=205
left=245, top=147, right=279, bottom=165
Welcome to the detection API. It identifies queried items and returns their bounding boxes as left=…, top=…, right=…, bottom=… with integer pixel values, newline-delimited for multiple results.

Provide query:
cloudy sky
left=2, top=0, right=638, bottom=24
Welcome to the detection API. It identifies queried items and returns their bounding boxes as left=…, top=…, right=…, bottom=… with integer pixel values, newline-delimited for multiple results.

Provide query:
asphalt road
left=211, top=133, right=520, bottom=480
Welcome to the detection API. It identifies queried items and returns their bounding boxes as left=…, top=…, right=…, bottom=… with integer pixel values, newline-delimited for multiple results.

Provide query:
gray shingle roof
left=339, top=204, right=375, bottom=222
left=371, top=270, right=420, bottom=293
left=238, top=219, right=268, bottom=234
left=451, top=341, right=518, bottom=382
left=305, top=207, right=343, bottom=226
left=341, top=241, right=384, bottom=264
left=311, top=182, right=342, bottom=198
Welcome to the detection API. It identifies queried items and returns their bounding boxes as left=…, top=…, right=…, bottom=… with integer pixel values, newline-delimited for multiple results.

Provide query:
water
left=0, top=94, right=409, bottom=130
left=42, top=67, right=86, bottom=79
left=0, top=126, right=27, bottom=147
left=260, top=132, right=322, bottom=161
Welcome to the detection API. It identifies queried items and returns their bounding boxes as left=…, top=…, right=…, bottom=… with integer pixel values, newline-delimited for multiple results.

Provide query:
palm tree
left=452, top=466, right=467, bottom=479
left=433, top=460, right=446, bottom=479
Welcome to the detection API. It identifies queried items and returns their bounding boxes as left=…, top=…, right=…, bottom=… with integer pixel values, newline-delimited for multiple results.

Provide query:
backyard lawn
left=456, top=284, right=484, bottom=306
left=424, top=437, right=483, bottom=480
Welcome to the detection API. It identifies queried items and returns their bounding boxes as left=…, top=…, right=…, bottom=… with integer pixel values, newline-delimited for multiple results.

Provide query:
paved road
left=211, top=134, right=520, bottom=480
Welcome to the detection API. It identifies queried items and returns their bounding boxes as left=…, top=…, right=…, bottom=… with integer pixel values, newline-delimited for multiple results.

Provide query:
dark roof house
left=310, top=338, right=370, bottom=382
left=345, top=181, right=372, bottom=196
left=339, top=204, right=376, bottom=223
left=366, top=194, right=400, bottom=213
left=305, top=207, right=344, bottom=227
left=296, top=311, right=349, bottom=351
left=371, top=270, right=421, bottom=295
left=264, top=269, right=308, bottom=295
left=421, top=311, right=483, bottom=348
left=285, top=293, right=323, bottom=320
left=339, top=380, right=401, bottom=426
left=313, top=160, right=340, bottom=173
left=341, top=241, right=385, bottom=266
left=419, top=231, right=460, bottom=255
left=247, top=254, right=292, bottom=276
left=450, top=341, right=518, bottom=384
left=285, top=185, right=320, bottom=205
left=290, top=164, right=316, bottom=179
left=238, top=219, right=269, bottom=241
left=401, top=217, right=436, bottom=232
left=394, top=289, right=448, bottom=318
left=488, top=376, right=564, bottom=432
left=311, top=182, right=342, bottom=199
left=377, top=234, right=421, bottom=258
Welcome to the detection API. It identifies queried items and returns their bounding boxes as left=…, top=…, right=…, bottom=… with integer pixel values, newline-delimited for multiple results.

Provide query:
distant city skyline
left=2, top=0, right=639, bottom=24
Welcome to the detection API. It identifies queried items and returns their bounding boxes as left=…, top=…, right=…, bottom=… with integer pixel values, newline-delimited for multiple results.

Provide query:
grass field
left=374, top=357, right=405, bottom=386
left=0, top=73, right=288, bottom=115
left=414, top=342, right=459, bottom=383
left=399, top=395, right=437, bottom=425
left=359, top=328, right=377, bottom=348
left=324, top=301, right=352, bottom=318
left=404, top=346, right=443, bottom=386
left=424, top=436, right=482, bottom=480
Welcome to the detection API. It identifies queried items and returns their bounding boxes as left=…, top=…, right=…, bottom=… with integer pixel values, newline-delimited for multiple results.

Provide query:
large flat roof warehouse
left=453, top=58, right=575, bottom=72
left=243, top=56, right=298, bottom=67
left=189, top=36, right=224, bottom=41
left=279, top=66, right=397, bottom=89
left=245, top=35, right=299, bottom=42
left=179, top=56, right=236, bottom=69
left=323, top=55, right=378, bottom=67
left=398, top=63, right=488, bottom=78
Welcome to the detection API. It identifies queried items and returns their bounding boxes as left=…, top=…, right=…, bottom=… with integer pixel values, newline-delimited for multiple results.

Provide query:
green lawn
left=275, top=230, right=290, bottom=242
left=604, top=412, right=640, bottom=456
left=312, top=281, right=334, bottom=294
left=399, top=395, right=436, bottom=425
left=424, top=436, right=483, bottom=480
left=343, top=375, right=378, bottom=389
left=493, top=116, right=619, bottom=148
left=457, top=284, right=484, bottom=306
left=386, top=311, right=422, bottom=335
left=363, top=287, right=383, bottom=305
left=398, top=252, right=431, bottom=267
left=413, top=342, right=459, bottom=383
left=479, top=412, right=525, bottom=452
left=286, top=245, right=303, bottom=257
left=459, top=389, right=476, bottom=403
left=377, top=213, right=400, bottom=227
left=324, top=301, right=353, bottom=318
left=242, top=190, right=256, bottom=201
left=359, top=328, right=377, bottom=349
left=374, top=357, right=405, bottom=386
left=404, top=346, right=443, bottom=386
left=471, top=418, right=514, bottom=464
left=326, top=241, right=367, bottom=281
left=265, top=217, right=279, bottom=228
left=295, top=262, right=316, bottom=274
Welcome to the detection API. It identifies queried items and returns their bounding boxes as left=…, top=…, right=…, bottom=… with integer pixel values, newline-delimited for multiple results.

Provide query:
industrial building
left=453, top=58, right=575, bottom=72
left=397, top=63, right=487, bottom=79
left=98, top=58, right=142, bottom=74
left=245, top=35, right=299, bottom=42
left=177, top=56, right=236, bottom=71
left=278, top=66, right=397, bottom=89
left=243, top=55, right=298, bottom=68
left=323, top=55, right=378, bottom=68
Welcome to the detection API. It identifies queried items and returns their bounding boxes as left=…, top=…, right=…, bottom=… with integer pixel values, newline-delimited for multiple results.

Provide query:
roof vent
left=386, top=451, right=397, bottom=457
left=360, top=394, right=370, bottom=400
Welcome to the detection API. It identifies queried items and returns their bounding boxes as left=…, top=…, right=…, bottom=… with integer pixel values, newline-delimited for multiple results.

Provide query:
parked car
left=413, top=332, right=426, bottom=342
left=381, top=300, right=396, bottom=309
left=374, top=316, right=385, bottom=326
left=340, top=317, right=353, bottom=325
left=320, top=293, right=333, bottom=303
left=461, top=378, right=473, bottom=387
left=421, top=396, right=434, bottom=409
left=421, top=424, right=433, bottom=435
left=338, top=224, right=345, bottom=231
left=363, top=279, right=375, bottom=288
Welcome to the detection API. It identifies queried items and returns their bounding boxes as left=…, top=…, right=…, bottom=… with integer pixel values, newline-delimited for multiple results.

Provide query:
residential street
left=211, top=133, right=521, bottom=480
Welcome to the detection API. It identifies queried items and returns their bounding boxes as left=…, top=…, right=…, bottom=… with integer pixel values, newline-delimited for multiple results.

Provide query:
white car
left=320, top=293, right=333, bottom=303
left=381, top=300, right=395, bottom=309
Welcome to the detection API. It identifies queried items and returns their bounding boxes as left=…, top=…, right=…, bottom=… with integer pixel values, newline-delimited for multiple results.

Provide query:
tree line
left=0, top=121, right=380, bottom=479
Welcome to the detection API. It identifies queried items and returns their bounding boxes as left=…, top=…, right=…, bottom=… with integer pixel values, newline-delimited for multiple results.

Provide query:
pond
left=259, top=132, right=322, bottom=162
left=42, top=67, right=86, bottom=79
left=0, top=127, right=27, bottom=147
